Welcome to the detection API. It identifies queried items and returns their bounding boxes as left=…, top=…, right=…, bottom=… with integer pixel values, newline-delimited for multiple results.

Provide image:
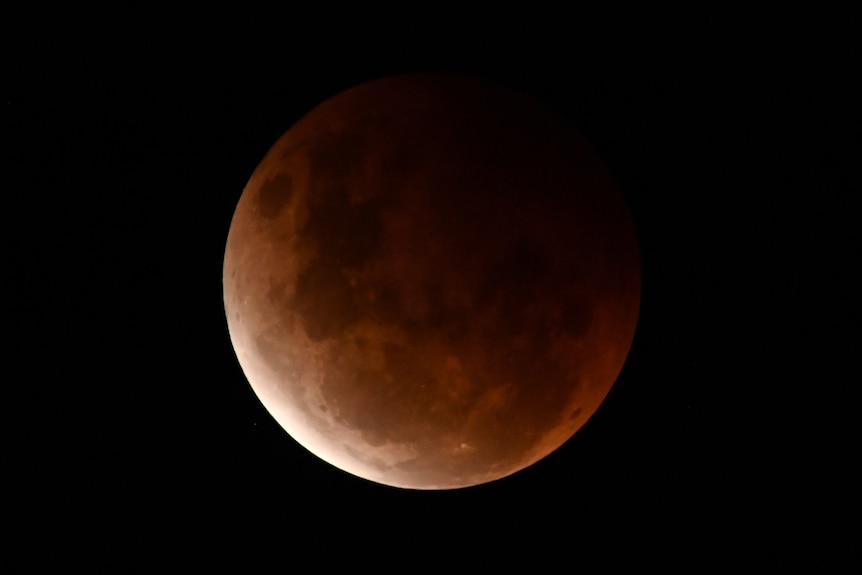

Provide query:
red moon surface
left=223, top=74, right=640, bottom=489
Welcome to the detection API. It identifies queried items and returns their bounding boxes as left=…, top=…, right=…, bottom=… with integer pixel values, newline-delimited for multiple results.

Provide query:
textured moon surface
left=223, top=74, right=640, bottom=489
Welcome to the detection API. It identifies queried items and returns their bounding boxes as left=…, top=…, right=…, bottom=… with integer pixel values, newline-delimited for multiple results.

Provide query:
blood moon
left=223, top=74, right=640, bottom=489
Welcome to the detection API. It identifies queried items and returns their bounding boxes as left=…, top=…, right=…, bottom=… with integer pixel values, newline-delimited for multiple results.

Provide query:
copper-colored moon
left=223, top=74, right=640, bottom=489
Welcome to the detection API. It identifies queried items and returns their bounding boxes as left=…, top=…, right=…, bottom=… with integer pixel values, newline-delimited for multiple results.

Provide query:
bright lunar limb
left=223, top=74, right=640, bottom=489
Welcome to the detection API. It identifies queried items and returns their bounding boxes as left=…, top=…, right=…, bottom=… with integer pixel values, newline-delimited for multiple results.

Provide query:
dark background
left=9, top=5, right=857, bottom=569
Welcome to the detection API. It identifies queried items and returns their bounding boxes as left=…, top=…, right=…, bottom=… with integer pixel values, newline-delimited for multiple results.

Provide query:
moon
left=223, top=74, right=640, bottom=489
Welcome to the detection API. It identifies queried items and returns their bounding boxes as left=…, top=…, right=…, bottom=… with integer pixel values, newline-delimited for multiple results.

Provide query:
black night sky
left=12, top=6, right=857, bottom=569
